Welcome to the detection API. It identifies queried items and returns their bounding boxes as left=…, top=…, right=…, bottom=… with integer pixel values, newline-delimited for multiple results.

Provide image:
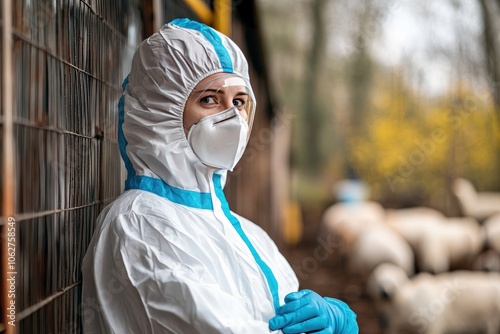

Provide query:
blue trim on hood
left=118, top=76, right=212, bottom=210
left=170, top=18, right=233, bottom=73
left=126, top=175, right=213, bottom=210
left=212, top=173, right=280, bottom=312
left=118, top=76, right=136, bottom=179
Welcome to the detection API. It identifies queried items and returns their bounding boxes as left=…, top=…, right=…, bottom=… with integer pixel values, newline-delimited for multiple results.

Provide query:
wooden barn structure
left=0, top=0, right=280, bottom=332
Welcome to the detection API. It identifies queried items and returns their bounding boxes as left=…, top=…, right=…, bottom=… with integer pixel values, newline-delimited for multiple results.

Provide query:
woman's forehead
left=196, top=73, right=247, bottom=91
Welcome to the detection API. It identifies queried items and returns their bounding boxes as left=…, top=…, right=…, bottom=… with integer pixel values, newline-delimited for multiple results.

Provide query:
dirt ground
left=280, top=243, right=382, bottom=334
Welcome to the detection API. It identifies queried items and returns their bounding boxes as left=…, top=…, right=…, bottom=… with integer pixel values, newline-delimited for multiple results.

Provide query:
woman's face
left=183, top=73, right=251, bottom=136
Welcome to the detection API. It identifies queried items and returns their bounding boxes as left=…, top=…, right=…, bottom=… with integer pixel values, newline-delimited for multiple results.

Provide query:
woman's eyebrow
left=195, top=88, right=221, bottom=94
left=194, top=88, right=248, bottom=96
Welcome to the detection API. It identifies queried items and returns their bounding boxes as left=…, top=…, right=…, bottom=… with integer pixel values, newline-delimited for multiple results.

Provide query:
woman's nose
left=222, top=100, right=248, bottom=122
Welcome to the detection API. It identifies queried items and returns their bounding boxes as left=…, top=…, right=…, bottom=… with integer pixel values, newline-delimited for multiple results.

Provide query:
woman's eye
left=233, top=99, right=245, bottom=108
left=200, top=96, right=217, bottom=105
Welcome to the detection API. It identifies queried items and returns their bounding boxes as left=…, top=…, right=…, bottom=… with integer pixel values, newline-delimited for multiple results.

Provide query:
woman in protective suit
left=82, top=18, right=358, bottom=334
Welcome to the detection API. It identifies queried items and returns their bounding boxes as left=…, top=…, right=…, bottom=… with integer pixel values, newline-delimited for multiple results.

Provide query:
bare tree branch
left=478, top=0, right=500, bottom=109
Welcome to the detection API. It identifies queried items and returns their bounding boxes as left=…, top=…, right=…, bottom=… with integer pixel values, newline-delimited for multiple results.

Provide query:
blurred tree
left=258, top=0, right=309, bottom=171
left=345, top=1, right=376, bottom=137
left=296, top=0, right=330, bottom=175
left=478, top=0, right=500, bottom=189
left=478, top=0, right=500, bottom=110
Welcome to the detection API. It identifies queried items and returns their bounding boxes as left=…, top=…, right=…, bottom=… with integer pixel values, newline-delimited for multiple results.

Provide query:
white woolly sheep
left=347, top=223, right=415, bottom=279
left=453, top=178, right=500, bottom=221
left=368, top=263, right=500, bottom=334
left=385, top=207, right=444, bottom=247
left=415, top=217, right=486, bottom=274
left=366, top=263, right=409, bottom=302
left=484, top=213, right=500, bottom=252
left=472, top=249, right=500, bottom=272
left=387, top=209, right=485, bottom=273
left=321, top=201, right=385, bottom=257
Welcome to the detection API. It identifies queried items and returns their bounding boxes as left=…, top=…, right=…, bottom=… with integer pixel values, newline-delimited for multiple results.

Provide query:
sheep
left=366, top=263, right=408, bottom=302
left=320, top=201, right=385, bottom=258
left=387, top=208, right=485, bottom=273
left=415, top=217, right=486, bottom=273
left=471, top=214, right=500, bottom=272
left=385, top=207, right=444, bottom=247
left=484, top=213, right=500, bottom=252
left=368, top=263, right=500, bottom=334
left=346, top=223, right=415, bottom=280
left=472, top=249, right=500, bottom=272
left=452, top=178, right=500, bottom=221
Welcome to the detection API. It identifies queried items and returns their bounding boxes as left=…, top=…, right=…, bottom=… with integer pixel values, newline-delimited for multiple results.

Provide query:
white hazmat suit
left=82, top=18, right=299, bottom=333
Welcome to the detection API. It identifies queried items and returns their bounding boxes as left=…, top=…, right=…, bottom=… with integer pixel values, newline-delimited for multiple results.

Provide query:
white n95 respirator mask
left=187, top=107, right=249, bottom=171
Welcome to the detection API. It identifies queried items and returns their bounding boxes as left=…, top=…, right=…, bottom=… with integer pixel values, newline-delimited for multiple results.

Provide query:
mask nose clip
left=213, top=114, right=238, bottom=126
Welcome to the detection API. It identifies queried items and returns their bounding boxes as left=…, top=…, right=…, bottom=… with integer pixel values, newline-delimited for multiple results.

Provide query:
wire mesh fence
left=0, top=0, right=273, bottom=332
left=1, top=0, right=143, bottom=332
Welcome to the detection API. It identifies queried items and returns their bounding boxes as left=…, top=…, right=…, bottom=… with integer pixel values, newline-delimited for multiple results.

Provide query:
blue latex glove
left=268, top=289, right=358, bottom=334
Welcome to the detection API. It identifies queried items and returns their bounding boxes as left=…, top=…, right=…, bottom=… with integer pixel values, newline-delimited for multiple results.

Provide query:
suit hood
left=118, top=18, right=254, bottom=198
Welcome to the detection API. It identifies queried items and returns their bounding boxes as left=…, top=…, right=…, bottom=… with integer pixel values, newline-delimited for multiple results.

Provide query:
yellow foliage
left=349, top=84, right=499, bottom=202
